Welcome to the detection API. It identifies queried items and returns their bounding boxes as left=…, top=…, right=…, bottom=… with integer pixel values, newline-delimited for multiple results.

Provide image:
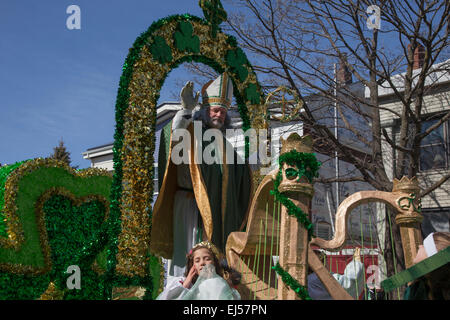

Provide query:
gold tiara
left=190, top=241, right=221, bottom=258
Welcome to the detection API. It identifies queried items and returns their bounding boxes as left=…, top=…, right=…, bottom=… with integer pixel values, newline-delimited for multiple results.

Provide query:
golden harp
left=226, top=134, right=423, bottom=300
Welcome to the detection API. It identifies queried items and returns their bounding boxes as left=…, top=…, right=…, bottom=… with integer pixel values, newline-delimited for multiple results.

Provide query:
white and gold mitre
left=201, top=72, right=233, bottom=109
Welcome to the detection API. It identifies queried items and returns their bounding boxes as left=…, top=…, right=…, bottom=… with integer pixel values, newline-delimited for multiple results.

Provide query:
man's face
left=208, top=106, right=227, bottom=129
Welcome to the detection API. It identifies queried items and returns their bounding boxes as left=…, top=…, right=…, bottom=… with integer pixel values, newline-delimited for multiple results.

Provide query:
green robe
left=151, top=118, right=252, bottom=258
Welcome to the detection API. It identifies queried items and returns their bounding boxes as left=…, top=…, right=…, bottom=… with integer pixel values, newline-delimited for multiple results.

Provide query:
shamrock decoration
left=0, top=194, right=109, bottom=300
left=226, top=48, right=249, bottom=82
left=245, top=83, right=260, bottom=105
left=280, top=150, right=320, bottom=183
left=174, top=21, right=200, bottom=53
left=42, top=194, right=108, bottom=300
left=199, top=0, right=227, bottom=38
left=150, top=36, right=173, bottom=64
left=0, top=160, right=112, bottom=299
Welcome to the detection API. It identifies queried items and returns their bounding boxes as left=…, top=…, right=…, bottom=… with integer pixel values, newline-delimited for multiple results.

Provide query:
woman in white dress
left=157, top=241, right=240, bottom=300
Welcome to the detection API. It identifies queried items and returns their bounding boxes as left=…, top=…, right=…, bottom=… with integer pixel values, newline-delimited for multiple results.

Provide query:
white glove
left=180, top=81, right=200, bottom=110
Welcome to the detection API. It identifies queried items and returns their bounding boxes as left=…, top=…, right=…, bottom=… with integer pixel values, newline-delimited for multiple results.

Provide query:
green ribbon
left=381, top=247, right=450, bottom=292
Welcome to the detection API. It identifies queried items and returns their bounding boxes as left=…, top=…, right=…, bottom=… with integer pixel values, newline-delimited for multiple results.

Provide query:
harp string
left=254, top=219, right=263, bottom=300
left=251, top=245, right=255, bottom=299
left=359, top=207, right=366, bottom=300
left=246, top=254, right=252, bottom=299
left=262, top=201, right=268, bottom=297
left=268, top=196, right=276, bottom=293
left=368, top=208, right=374, bottom=299
left=386, top=208, right=401, bottom=300
left=375, top=207, right=389, bottom=300
left=276, top=198, right=281, bottom=293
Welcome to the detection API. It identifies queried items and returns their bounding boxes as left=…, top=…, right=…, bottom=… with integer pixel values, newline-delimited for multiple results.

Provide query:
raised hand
left=180, top=81, right=200, bottom=110
left=183, top=265, right=198, bottom=288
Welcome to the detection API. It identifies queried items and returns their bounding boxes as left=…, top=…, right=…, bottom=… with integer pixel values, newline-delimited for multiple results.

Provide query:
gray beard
left=193, top=107, right=231, bottom=132
left=208, top=118, right=224, bottom=129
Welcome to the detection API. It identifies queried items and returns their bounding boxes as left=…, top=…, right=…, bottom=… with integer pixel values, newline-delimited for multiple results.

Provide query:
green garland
left=0, top=160, right=28, bottom=237
left=272, top=262, right=312, bottom=300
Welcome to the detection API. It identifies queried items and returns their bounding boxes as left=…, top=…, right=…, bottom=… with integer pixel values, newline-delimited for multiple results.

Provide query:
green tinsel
left=0, top=193, right=110, bottom=299
left=245, top=83, right=260, bottom=105
left=0, top=160, right=28, bottom=237
left=278, top=150, right=321, bottom=183
left=272, top=262, right=312, bottom=300
left=43, top=195, right=108, bottom=299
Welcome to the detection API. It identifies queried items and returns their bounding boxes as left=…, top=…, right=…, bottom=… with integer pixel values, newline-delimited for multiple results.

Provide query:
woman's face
left=193, top=248, right=213, bottom=272
left=413, top=245, right=428, bottom=264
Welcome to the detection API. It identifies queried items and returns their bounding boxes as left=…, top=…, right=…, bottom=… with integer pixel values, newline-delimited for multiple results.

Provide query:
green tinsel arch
left=106, top=13, right=264, bottom=299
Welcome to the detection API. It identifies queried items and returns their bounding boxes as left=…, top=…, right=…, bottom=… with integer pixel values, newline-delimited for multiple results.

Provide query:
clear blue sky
left=0, top=0, right=207, bottom=169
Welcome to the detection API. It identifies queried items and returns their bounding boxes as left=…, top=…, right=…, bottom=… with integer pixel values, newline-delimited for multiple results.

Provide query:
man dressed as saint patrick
left=150, top=73, right=252, bottom=278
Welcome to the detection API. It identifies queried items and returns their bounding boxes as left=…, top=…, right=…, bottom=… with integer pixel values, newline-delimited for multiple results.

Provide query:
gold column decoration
left=277, top=134, right=314, bottom=300
left=392, top=176, right=423, bottom=268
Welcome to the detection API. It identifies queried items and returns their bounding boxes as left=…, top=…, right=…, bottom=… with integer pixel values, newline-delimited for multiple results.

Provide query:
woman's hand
left=183, top=265, right=198, bottom=288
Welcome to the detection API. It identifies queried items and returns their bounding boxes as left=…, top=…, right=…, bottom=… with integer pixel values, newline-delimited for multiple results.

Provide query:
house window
left=420, top=118, right=449, bottom=171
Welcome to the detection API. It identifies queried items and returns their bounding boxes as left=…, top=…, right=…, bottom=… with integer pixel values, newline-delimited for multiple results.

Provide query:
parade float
left=0, top=0, right=444, bottom=300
